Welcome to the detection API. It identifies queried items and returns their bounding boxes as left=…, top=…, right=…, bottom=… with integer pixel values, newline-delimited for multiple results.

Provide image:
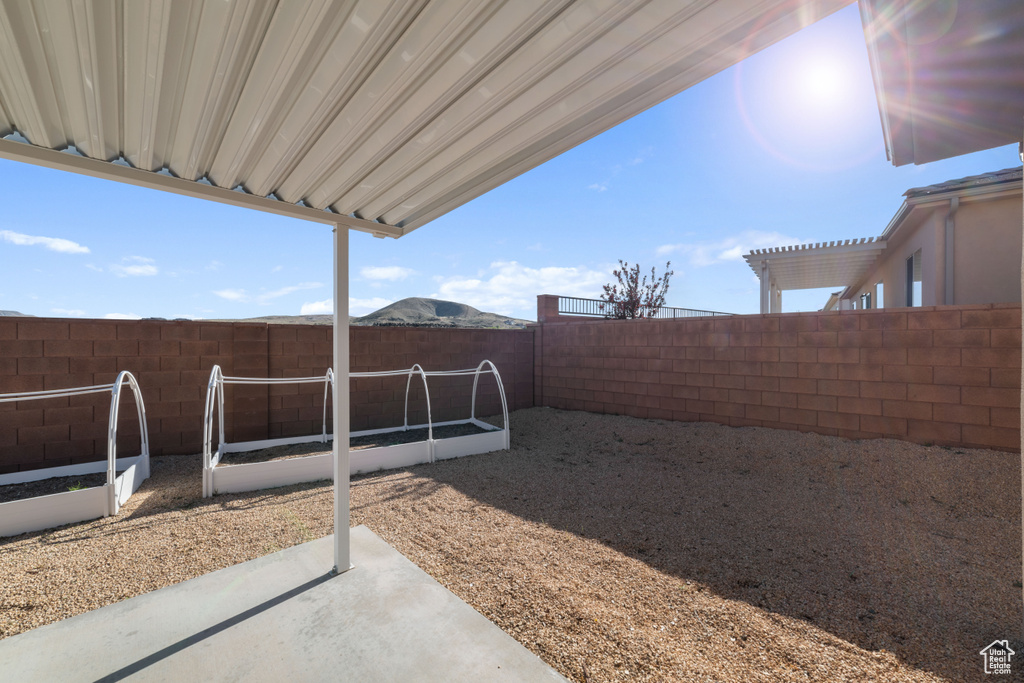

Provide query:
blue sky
left=1, top=5, right=1019, bottom=322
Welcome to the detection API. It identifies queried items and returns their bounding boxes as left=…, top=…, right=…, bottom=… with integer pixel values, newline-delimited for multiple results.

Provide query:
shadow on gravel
left=0, top=447, right=451, bottom=552
left=0, top=453, right=450, bottom=550
left=416, top=409, right=1022, bottom=683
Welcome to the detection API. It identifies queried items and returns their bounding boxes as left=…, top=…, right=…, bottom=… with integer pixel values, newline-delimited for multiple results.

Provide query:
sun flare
left=731, top=32, right=883, bottom=172
left=796, top=61, right=845, bottom=109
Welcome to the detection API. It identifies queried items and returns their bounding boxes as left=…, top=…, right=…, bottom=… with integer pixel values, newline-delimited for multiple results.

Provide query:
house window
left=905, top=250, right=922, bottom=307
left=860, top=292, right=872, bottom=309
left=875, top=281, right=883, bottom=309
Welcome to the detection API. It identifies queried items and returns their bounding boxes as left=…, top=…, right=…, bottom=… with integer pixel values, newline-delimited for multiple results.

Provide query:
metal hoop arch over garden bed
left=202, top=366, right=337, bottom=498
left=0, top=371, right=151, bottom=537
left=201, top=361, right=509, bottom=497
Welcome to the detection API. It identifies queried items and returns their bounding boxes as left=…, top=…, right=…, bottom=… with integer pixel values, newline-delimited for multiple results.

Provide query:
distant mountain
left=0, top=310, right=33, bottom=317
left=219, top=298, right=530, bottom=328
left=355, top=298, right=529, bottom=328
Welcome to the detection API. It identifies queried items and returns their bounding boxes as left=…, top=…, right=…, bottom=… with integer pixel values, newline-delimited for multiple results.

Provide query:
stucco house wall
left=848, top=187, right=1021, bottom=309
left=953, top=196, right=1023, bottom=304
left=851, top=210, right=942, bottom=308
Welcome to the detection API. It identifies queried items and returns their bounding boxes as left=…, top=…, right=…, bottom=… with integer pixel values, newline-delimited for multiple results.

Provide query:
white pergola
left=0, top=0, right=851, bottom=573
left=744, top=237, right=886, bottom=313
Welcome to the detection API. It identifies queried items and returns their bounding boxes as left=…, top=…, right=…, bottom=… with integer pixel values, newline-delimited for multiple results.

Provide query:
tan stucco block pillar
left=537, top=295, right=560, bottom=323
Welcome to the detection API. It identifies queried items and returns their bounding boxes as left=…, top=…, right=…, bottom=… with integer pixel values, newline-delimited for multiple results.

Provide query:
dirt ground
left=0, top=472, right=108, bottom=503
left=0, top=407, right=1019, bottom=681
left=216, top=422, right=490, bottom=466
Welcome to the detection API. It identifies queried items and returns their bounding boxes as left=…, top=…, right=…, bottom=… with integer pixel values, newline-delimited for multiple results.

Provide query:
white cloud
left=113, top=264, right=158, bottom=276
left=271, top=265, right=283, bottom=273
left=586, top=148, right=650, bottom=193
left=657, top=230, right=803, bottom=267
left=213, top=288, right=247, bottom=301
left=432, top=261, right=609, bottom=317
left=205, top=260, right=223, bottom=271
left=259, top=283, right=322, bottom=302
left=360, top=266, right=414, bottom=281
left=51, top=308, right=86, bottom=317
left=104, top=313, right=141, bottom=320
left=214, top=282, right=323, bottom=305
left=1, top=229, right=90, bottom=254
left=350, top=297, right=392, bottom=315
left=629, top=146, right=652, bottom=166
left=110, top=256, right=158, bottom=277
left=718, top=245, right=744, bottom=261
left=299, top=297, right=392, bottom=316
left=300, top=299, right=332, bottom=315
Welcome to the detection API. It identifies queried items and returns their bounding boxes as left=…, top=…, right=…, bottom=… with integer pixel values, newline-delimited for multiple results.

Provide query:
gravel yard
left=0, top=407, right=1019, bottom=681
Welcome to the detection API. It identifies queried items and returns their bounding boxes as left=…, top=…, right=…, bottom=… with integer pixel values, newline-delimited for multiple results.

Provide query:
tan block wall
left=0, top=319, right=534, bottom=474
left=348, top=327, right=534, bottom=431
left=536, top=305, right=1021, bottom=451
left=0, top=319, right=269, bottom=474
left=2, top=303, right=1020, bottom=474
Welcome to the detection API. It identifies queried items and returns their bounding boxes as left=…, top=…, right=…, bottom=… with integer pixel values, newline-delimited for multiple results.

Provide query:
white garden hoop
left=202, top=361, right=509, bottom=496
left=0, top=371, right=151, bottom=537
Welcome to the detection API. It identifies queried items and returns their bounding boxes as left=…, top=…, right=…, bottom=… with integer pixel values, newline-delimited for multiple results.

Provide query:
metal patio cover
left=861, top=0, right=1024, bottom=166
left=0, top=0, right=848, bottom=237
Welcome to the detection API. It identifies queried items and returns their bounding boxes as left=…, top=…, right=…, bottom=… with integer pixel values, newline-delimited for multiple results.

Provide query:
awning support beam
left=333, top=225, right=352, bottom=574
left=0, top=138, right=403, bottom=239
left=1019, top=123, right=1023, bottom=641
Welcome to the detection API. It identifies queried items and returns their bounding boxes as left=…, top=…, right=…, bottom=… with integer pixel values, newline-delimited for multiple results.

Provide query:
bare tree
left=599, top=260, right=674, bottom=319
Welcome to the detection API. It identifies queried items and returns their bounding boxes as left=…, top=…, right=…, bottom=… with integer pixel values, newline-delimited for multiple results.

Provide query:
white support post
left=760, top=261, right=770, bottom=314
left=333, top=226, right=352, bottom=574
left=769, top=281, right=780, bottom=314
left=1019, top=125, right=1023, bottom=641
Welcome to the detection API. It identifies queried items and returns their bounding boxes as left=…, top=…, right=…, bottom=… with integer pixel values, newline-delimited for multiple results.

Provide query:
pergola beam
left=745, top=237, right=887, bottom=312
left=745, top=239, right=886, bottom=262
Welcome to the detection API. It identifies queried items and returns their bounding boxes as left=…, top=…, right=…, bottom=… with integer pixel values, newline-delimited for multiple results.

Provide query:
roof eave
left=881, top=175, right=1024, bottom=240
left=859, top=0, right=915, bottom=166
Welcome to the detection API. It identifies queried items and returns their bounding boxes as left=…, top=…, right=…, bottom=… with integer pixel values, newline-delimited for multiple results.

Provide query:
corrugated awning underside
left=0, top=0, right=848, bottom=236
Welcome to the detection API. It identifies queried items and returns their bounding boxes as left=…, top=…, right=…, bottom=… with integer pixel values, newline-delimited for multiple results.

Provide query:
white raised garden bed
left=202, top=361, right=509, bottom=497
left=0, top=371, right=151, bottom=537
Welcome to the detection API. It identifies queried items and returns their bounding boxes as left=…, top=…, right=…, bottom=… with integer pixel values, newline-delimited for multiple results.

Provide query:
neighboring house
left=744, top=167, right=1022, bottom=312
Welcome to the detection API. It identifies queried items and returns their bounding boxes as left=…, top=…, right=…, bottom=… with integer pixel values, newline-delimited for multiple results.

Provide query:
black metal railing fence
left=557, top=296, right=733, bottom=319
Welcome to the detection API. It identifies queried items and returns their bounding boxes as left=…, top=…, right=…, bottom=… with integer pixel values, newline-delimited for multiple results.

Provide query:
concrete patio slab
left=0, top=525, right=566, bottom=682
